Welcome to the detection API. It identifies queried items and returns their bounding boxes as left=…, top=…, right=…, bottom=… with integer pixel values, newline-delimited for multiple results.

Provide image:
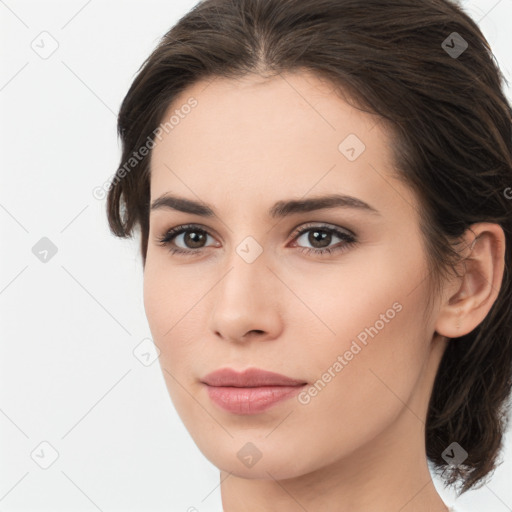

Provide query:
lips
left=201, top=367, right=307, bottom=387
left=201, top=367, right=307, bottom=415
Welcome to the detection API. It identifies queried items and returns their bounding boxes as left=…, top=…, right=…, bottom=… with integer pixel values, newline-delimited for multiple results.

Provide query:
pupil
left=309, top=230, right=331, bottom=248
left=186, top=231, right=205, bottom=248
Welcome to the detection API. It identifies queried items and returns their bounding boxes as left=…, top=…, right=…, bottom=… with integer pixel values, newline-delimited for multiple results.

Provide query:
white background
left=1, top=1, right=511, bottom=511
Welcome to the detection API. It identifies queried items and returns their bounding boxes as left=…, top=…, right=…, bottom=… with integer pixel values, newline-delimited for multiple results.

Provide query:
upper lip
left=201, top=367, right=307, bottom=387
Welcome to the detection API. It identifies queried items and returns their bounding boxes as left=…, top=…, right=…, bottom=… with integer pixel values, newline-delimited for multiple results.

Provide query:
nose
left=209, top=251, right=283, bottom=344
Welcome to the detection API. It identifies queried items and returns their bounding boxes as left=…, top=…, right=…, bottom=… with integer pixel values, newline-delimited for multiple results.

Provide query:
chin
left=192, top=433, right=317, bottom=480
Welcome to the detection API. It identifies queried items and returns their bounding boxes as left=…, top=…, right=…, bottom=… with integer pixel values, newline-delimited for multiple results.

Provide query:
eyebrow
left=150, top=193, right=381, bottom=218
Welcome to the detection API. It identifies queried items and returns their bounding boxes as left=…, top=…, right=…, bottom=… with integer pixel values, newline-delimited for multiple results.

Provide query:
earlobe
left=434, top=223, right=506, bottom=340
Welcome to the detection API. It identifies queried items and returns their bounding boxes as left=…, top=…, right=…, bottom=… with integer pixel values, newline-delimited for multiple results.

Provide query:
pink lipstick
left=201, top=367, right=307, bottom=415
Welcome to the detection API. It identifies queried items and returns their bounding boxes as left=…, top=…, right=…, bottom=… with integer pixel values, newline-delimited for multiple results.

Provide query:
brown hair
left=106, top=0, right=512, bottom=494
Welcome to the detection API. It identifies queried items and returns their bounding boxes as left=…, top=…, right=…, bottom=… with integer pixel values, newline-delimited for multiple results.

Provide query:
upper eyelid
left=292, top=222, right=355, bottom=237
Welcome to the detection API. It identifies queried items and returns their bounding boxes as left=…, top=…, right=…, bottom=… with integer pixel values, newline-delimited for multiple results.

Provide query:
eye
left=290, top=223, right=357, bottom=256
left=156, top=223, right=219, bottom=256
left=155, top=222, right=357, bottom=257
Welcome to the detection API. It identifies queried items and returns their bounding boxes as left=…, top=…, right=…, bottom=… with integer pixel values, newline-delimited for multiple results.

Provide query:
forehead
left=149, top=71, right=417, bottom=219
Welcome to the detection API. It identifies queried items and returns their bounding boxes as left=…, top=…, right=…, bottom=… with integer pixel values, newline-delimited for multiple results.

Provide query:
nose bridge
left=218, top=239, right=270, bottom=311
left=218, top=217, right=269, bottom=293
left=209, top=237, right=282, bottom=341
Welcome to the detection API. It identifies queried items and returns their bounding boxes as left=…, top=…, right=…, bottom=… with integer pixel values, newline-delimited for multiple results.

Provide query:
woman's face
left=144, top=70, right=448, bottom=479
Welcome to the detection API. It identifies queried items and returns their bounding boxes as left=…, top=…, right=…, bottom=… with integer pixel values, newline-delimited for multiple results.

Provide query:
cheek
left=143, top=253, right=191, bottom=338
left=288, top=241, right=431, bottom=399
left=278, top=250, right=408, bottom=346
left=143, top=264, right=170, bottom=339
left=298, top=279, right=424, bottom=399
left=285, top=286, right=430, bottom=470
left=143, top=265, right=182, bottom=380
left=143, top=258, right=206, bottom=370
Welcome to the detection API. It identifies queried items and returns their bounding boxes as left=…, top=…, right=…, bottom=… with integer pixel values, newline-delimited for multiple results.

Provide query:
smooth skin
left=144, top=70, right=505, bottom=512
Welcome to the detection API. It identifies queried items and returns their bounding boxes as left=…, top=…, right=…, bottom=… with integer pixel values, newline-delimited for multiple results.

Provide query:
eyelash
left=156, top=222, right=357, bottom=257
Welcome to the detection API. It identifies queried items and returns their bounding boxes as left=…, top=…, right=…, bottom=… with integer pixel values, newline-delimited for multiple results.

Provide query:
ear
left=435, top=223, right=506, bottom=339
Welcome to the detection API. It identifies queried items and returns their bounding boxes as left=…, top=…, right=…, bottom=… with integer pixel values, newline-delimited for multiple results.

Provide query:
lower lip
left=204, top=384, right=306, bottom=414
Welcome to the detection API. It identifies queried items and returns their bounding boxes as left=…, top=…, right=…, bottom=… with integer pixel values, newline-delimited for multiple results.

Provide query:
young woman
left=106, top=0, right=512, bottom=510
